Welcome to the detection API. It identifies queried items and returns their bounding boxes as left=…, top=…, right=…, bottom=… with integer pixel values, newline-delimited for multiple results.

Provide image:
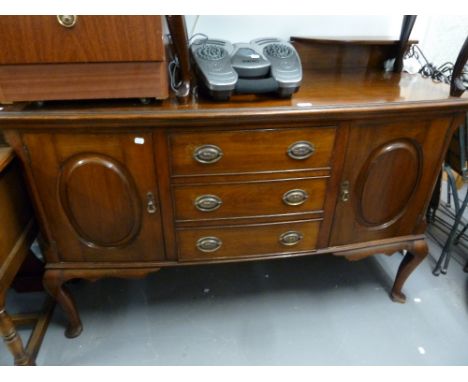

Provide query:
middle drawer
left=173, top=177, right=327, bottom=221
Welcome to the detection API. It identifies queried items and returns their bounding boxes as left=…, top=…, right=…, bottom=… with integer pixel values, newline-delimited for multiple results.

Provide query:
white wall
left=185, top=15, right=406, bottom=41
left=184, top=15, right=468, bottom=66
left=416, top=15, right=468, bottom=65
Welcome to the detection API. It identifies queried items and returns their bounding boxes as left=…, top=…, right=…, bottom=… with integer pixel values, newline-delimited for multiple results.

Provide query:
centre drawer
left=169, top=127, right=336, bottom=176
left=173, top=177, right=327, bottom=221
left=177, top=220, right=320, bottom=261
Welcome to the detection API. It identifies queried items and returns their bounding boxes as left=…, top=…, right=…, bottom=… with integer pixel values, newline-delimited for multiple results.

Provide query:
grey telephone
left=190, top=37, right=302, bottom=101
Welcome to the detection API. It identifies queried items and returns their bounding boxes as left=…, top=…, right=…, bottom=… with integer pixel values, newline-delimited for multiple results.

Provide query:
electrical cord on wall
left=167, top=14, right=208, bottom=94
left=405, top=44, right=468, bottom=87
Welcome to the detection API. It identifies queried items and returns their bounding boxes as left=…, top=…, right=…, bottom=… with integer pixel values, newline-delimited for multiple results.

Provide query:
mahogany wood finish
left=0, top=147, right=52, bottom=366
left=393, top=15, right=417, bottom=73
left=177, top=220, right=321, bottom=261
left=173, top=177, right=327, bottom=222
left=291, top=37, right=416, bottom=73
left=0, top=62, right=168, bottom=103
left=42, top=270, right=82, bottom=339
left=21, top=133, right=166, bottom=263
left=0, top=16, right=169, bottom=102
left=165, top=15, right=192, bottom=102
left=11, top=249, right=45, bottom=292
left=330, top=117, right=459, bottom=246
left=1, top=36, right=468, bottom=345
left=169, top=127, right=336, bottom=176
left=0, top=306, right=29, bottom=365
left=391, top=239, right=429, bottom=302
left=0, top=16, right=164, bottom=64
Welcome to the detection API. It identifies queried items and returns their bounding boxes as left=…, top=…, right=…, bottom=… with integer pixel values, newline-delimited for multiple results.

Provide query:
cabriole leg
left=390, top=240, right=428, bottom=303
left=43, top=270, right=82, bottom=338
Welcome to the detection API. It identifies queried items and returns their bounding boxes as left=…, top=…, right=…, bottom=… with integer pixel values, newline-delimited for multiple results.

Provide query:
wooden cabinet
left=1, top=64, right=467, bottom=344
left=0, top=16, right=165, bottom=64
left=330, top=117, right=454, bottom=246
left=21, top=133, right=165, bottom=263
left=0, top=16, right=168, bottom=102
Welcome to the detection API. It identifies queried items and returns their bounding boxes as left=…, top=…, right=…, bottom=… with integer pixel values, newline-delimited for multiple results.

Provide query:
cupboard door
left=330, top=117, right=454, bottom=246
left=23, top=133, right=165, bottom=262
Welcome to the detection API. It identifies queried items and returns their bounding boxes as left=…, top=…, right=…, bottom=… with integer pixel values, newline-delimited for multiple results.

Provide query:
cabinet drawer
left=0, top=16, right=165, bottom=64
left=177, top=220, right=320, bottom=261
left=173, top=178, right=327, bottom=221
left=169, top=128, right=336, bottom=176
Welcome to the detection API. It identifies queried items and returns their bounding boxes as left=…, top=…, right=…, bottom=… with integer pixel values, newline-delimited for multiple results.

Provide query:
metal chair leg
left=433, top=185, right=468, bottom=275
left=454, top=221, right=468, bottom=244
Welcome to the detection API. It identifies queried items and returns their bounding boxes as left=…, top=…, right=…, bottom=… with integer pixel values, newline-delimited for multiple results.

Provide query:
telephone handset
left=190, top=37, right=302, bottom=101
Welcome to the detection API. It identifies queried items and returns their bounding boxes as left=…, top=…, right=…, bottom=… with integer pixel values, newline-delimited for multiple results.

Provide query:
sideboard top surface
left=1, top=70, right=467, bottom=127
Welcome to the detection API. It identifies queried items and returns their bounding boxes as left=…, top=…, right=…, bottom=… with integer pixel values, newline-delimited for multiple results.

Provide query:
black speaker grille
left=264, top=43, right=293, bottom=59
left=197, top=44, right=227, bottom=60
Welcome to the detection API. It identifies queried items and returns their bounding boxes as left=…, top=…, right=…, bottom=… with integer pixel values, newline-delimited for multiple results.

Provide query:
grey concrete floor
left=1, top=238, right=468, bottom=365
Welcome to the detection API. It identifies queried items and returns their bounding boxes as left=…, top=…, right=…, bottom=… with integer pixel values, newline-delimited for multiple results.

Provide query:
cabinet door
left=23, top=133, right=165, bottom=262
left=330, top=117, right=454, bottom=246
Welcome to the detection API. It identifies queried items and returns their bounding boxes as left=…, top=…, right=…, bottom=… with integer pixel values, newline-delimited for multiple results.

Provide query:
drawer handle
left=194, top=194, right=223, bottom=212
left=287, top=141, right=315, bottom=160
left=283, top=189, right=309, bottom=206
left=57, top=15, right=78, bottom=28
left=279, top=231, right=304, bottom=246
left=193, top=144, right=223, bottom=164
left=196, top=236, right=223, bottom=253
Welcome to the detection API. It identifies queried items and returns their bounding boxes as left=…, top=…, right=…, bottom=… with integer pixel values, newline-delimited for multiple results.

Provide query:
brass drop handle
left=283, top=189, right=309, bottom=206
left=57, top=15, right=78, bottom=28
left=146, top=192, right=157, bottom=214
left=193, top=144, right=223, bottom=164
left=196, top=236, right=222, bottom=253
left=287, top=141, right=315, bottom=160
left=279, top=231, right=304, bottom=246
left=340, top=181, right=350, bottom=202
left=194, top=194, right=223, bottom=212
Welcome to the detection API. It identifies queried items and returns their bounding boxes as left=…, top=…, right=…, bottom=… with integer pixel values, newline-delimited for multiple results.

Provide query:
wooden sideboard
left=1, top=37, right=468, bottom=341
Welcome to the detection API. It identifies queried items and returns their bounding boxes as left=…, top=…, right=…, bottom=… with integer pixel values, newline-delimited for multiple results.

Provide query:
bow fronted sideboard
left=1, top=36, right=468, bottom=340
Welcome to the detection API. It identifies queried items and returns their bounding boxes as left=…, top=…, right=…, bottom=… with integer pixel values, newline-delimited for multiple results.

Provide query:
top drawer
left=169, top=127, right=336, bottom=176
left=0, top=16, right=165, bottom=64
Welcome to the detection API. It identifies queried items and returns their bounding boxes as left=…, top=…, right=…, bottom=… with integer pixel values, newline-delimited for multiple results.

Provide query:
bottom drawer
left=177, top=220, right=320, bottom=261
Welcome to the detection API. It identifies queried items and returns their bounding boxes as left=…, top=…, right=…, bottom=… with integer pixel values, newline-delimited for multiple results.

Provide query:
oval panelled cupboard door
left=330, top=117, right=454, bottom=246
left=23, top=133, right=165, bottom=262
left=58, top=154, right=142, bottom=249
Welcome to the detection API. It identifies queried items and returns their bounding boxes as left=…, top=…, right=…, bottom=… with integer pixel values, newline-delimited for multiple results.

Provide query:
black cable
left=405, top=44, right=468, bottom=87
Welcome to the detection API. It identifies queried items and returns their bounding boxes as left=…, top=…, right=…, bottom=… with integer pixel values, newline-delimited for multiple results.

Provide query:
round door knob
left=193, top=144, right=223, bottom=164
left=57, top=15, right=78, bottom=28
left=282, top=189, right=309, bottom=206
left=196, top=236, right=223, bottom=253
left=287, top=141, right=315, bottom=160
left=194, top=194, right=223, bottom=212
left=279, top=231, right=304, bottom=246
